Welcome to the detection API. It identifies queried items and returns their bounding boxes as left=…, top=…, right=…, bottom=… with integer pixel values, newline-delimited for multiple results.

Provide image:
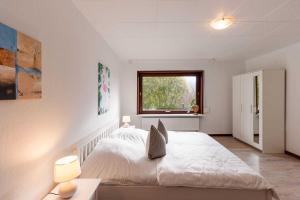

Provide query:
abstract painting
left=98, top=62, right=110, bottom=115
left=0, top=22, right=41, bottom=100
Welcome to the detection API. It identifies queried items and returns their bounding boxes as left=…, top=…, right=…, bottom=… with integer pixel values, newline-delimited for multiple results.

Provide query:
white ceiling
left=73, top=0, right=300, bottom=62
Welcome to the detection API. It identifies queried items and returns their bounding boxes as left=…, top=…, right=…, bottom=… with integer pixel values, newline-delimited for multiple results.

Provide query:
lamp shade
left=54, top=155, right=81, bottom=183
left=122, top=116, right=131, bottom=123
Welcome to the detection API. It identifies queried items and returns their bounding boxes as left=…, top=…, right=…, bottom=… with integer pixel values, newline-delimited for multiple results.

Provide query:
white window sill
left=137, top=114, right=204, bottom=118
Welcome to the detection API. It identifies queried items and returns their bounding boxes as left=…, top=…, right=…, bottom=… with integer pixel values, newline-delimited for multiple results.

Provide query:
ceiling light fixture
left=210, top=16, right=235, bottom=30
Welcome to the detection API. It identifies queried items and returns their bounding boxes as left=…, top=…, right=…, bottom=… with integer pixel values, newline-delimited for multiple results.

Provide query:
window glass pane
left=142, top=76, right=196, bottom=111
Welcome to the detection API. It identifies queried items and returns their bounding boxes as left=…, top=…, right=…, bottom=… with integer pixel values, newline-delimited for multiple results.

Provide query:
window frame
left=137, top=70, right=204, bottom=114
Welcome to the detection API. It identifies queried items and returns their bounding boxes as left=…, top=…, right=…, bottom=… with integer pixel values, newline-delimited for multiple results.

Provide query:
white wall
left=246, top=42, right=300, bottom=156
left=120, top=60, right=245, bottom=135
left=0, top=1, right=122, bottom=199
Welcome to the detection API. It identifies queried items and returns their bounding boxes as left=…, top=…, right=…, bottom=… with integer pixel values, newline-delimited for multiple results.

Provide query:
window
left=137, top=71, right=203, bottom=114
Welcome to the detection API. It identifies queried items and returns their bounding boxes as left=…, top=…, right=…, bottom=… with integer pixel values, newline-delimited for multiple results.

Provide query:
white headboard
left=74, top=120, right=119, bottom=165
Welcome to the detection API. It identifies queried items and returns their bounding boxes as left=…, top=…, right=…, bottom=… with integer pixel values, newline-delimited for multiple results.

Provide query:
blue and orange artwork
left=98, top=62, right=110, bottom=115
left=0, top=22, right=41, bottom=100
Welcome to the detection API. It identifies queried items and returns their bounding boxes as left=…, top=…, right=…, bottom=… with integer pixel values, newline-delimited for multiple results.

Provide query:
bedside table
left=43, top=179, right=100, bottom=200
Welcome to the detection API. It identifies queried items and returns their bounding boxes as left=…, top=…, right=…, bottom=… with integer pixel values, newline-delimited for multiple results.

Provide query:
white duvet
left=81, top=128, right=276, bottom=196
left=158, top=132, right=271, bottom=190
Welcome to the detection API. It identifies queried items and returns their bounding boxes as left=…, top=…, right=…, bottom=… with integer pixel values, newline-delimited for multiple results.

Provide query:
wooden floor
left=213, top=136, right=300, bottom=200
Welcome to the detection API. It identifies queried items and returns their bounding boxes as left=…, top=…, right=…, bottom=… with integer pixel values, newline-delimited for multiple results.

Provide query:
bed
left=75, top=122, right=277, bottom=200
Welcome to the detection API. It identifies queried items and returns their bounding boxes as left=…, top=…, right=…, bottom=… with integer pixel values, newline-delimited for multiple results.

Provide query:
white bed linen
left=158, top=132, right=272, bottom=190
left=81, top=129, right=277, bottom=198
left=80, top=129, right=157, bottom=185
left=110, top=128, right=148, bottom=146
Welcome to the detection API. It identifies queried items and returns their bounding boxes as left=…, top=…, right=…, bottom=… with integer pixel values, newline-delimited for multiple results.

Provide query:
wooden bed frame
left=75, top=121, right=273, bottom=200
left=97, top=185, right=273, bottom=200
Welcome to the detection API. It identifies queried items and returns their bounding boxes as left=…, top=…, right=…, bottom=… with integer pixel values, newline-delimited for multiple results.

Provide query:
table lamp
left=54, top=155, right=81, bottom=199
left=122, top=116, right=131, bottom=128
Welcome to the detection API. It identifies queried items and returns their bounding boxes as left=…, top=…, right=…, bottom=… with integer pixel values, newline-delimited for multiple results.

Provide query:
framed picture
left=0, top=22, right=42, bottom=100
left=98, top=62, right=110, bottom=115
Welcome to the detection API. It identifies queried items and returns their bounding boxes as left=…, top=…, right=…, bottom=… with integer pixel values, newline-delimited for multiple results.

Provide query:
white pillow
left=80, top=138, right=157, bottom=185
left=111, top=128, right=148, bottom=146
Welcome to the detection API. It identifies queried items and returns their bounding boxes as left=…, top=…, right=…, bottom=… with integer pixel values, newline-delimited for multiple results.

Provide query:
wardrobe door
left=241, top=74, right=254, bottom=144
left=232, top=75, right=242, bottom=139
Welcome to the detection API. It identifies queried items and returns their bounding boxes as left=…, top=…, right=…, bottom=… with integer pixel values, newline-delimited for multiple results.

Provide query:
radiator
left=141, top=117, right=200, bottom=131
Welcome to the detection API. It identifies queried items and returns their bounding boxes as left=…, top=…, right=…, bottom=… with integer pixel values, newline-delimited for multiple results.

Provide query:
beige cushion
left=158, top=119, right=168, bottom=144
left=146, top=125, right=166, bottom=160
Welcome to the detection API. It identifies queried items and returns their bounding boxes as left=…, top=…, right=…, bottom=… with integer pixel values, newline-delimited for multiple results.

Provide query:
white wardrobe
left=232, top=69, right=285, bottom=153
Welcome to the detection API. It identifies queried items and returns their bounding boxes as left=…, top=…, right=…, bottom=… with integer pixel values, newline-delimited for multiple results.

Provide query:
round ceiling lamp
left=210, top=16, right=235, bottom=30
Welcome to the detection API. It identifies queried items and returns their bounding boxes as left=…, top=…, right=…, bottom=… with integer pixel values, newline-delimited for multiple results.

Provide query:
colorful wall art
left=98, top=62, right=110, bottom=115
left=0, top=22, right=42, bottom=100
